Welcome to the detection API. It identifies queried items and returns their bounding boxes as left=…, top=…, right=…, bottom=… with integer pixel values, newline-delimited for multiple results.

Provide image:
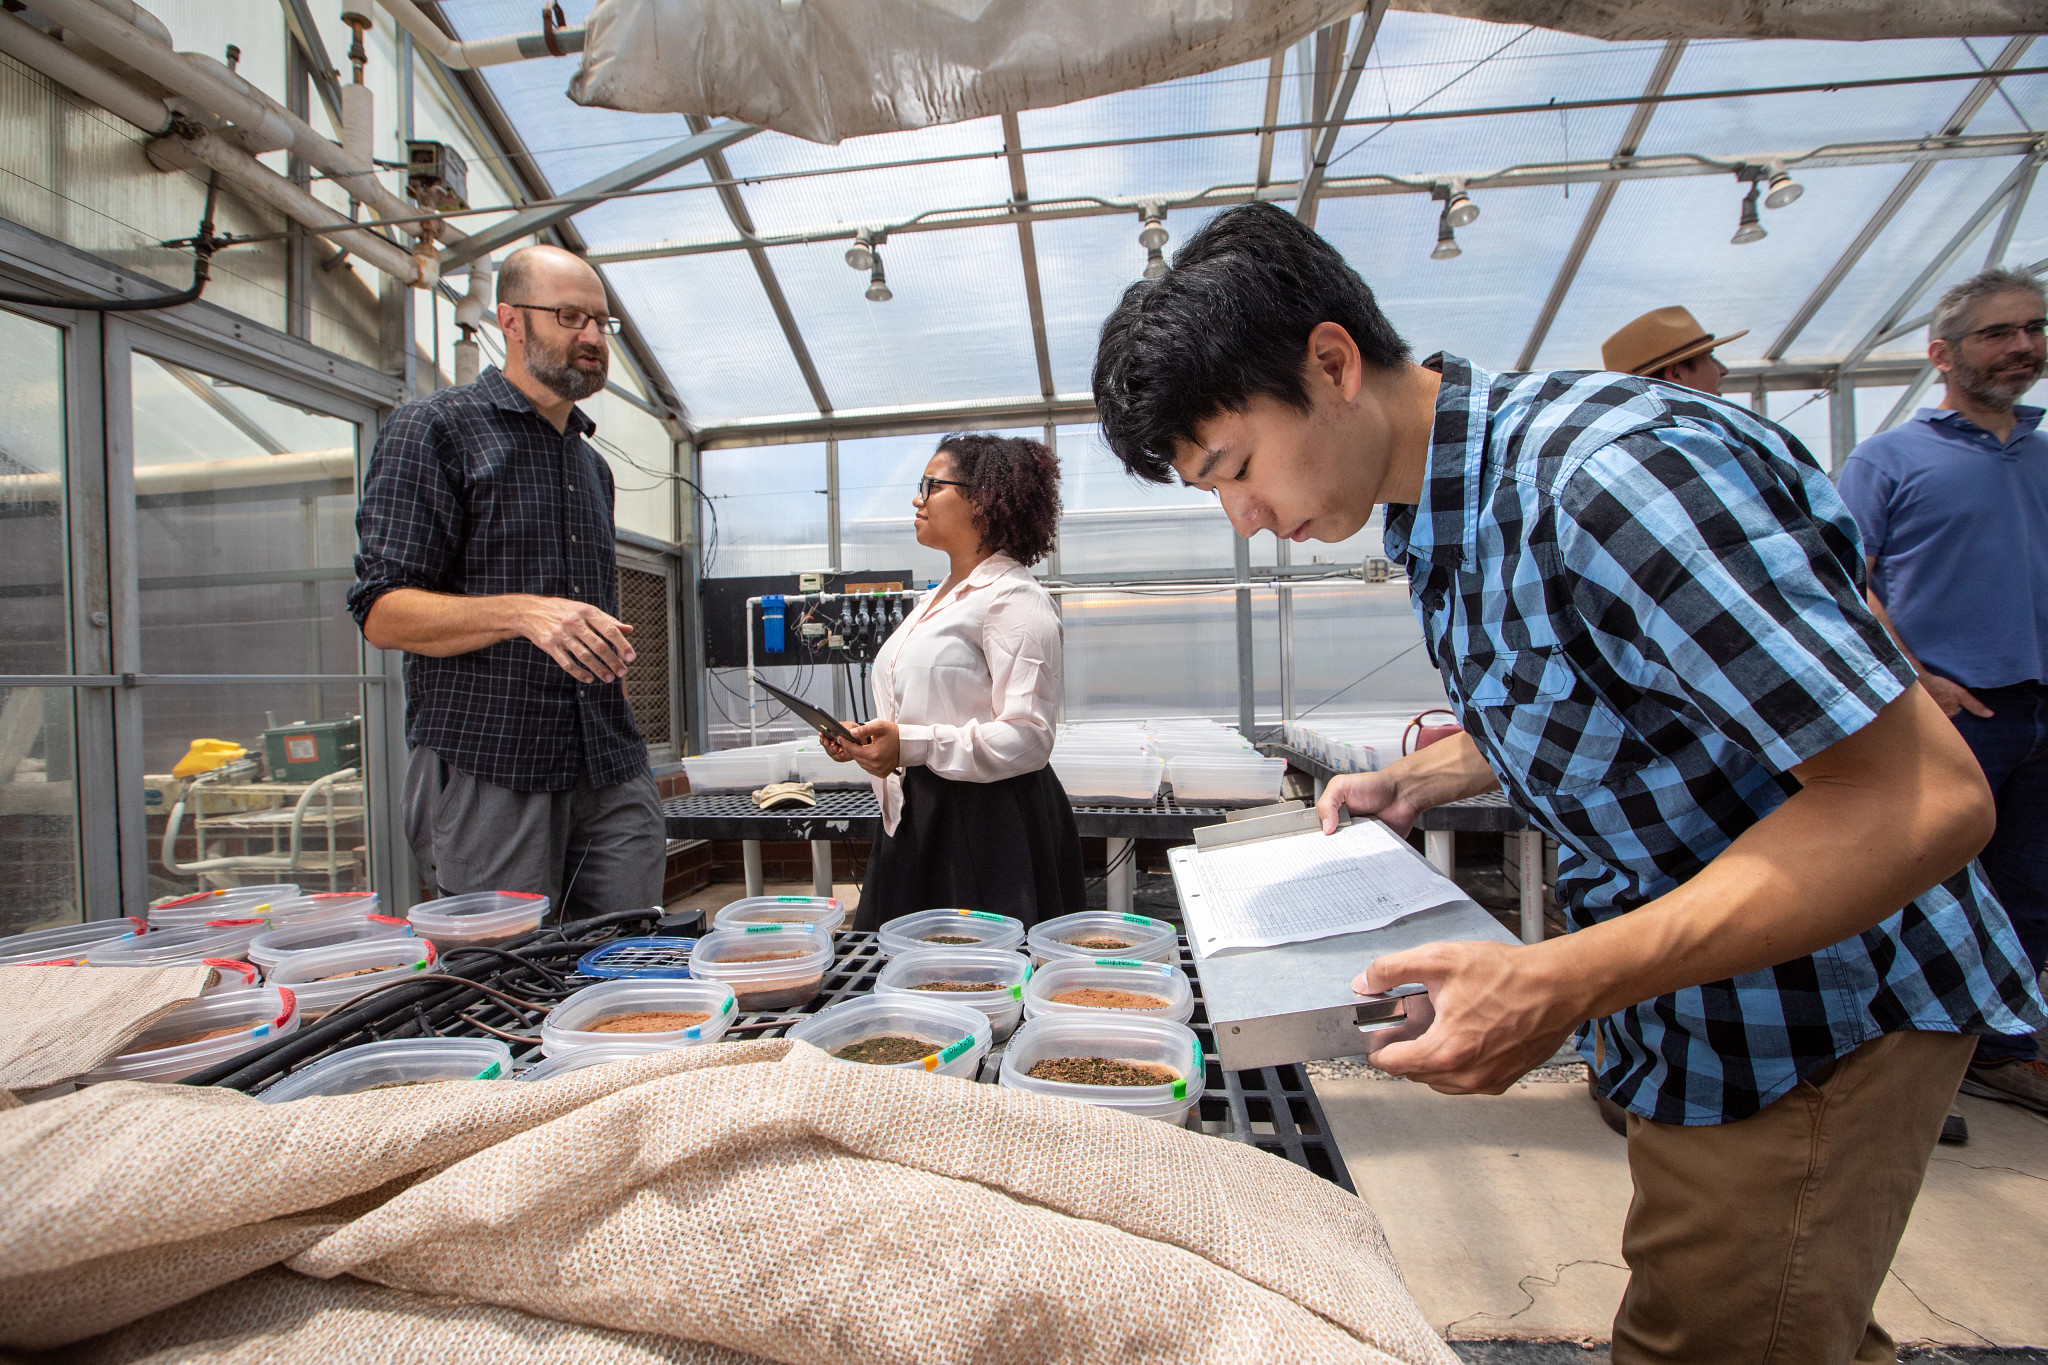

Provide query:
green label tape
left=775, top=895, right=808, bottom=902
left=744, top=923, right=783, bottom=933
left=720, top=995, right=736, bottom=1014
left=411, top=959, right=428, bottom=972
left=1094, top=957, right=1144, bottom=968
left=474, top=1062, right=502, bottom=1080
left=1171, top=1077, right=1188, bottom=1100
left=1192, top=1039, right=1204, bottom=1074
left=1121, top=913, right=1161, bottom=926
left=1008, top=984, right=1023, bottom=1000
left=939, top=1035, right=975, bottom=1063
left=965, top=910, right=1006, bottom=922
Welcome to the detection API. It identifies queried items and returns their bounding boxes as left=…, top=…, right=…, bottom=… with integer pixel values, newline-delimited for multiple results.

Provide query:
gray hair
left=1931, top=266, right=2046, bottom=342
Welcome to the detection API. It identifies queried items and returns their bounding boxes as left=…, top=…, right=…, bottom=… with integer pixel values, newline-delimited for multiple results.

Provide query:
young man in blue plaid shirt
left=1093, top=204, right=2045, bottom=1364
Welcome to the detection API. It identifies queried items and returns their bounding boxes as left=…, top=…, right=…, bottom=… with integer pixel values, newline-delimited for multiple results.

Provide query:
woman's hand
left=826, top=720, right=901, bottom=777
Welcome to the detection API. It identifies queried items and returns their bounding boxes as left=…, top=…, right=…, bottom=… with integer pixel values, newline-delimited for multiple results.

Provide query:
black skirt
left=852, top=764, right=1086, bottom=931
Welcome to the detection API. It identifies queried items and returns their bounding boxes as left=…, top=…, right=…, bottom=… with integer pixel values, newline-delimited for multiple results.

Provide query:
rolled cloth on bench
left=0, top=964, right=215, bottom=1097
left=0, top=1039, right=1455, bottom=1364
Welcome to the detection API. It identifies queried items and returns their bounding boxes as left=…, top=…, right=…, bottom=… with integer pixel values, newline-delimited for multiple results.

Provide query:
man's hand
left=1355, top=940, right=1581, bottom=1093
left=1315, top=729, right=1500, bottom=836
left=1921, top=673, right=1994, bottom=719
left=516, top=596, right=635, bottom=684
left=823, top=720, right=901, bottom=777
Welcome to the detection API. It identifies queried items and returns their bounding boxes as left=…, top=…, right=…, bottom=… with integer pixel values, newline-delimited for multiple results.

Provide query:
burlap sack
left=0, top=1039, right=1456, bottom=1364
left=0, top=965, right=215, bottom=1095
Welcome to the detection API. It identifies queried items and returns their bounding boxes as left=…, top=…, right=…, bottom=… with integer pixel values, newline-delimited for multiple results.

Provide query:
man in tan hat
left=1602, top=305, right=1747, bottom=395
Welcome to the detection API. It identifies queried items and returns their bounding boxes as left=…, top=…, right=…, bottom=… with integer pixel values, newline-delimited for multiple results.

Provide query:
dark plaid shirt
left=347, top=367, right=646, bottom=792
left=1385, top=355, right=2046, bottom=1125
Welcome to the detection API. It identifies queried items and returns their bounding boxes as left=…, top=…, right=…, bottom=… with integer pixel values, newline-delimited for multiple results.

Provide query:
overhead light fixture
left=844, top=228, right=877, bottom=272
left=1442, top=178, right=1479, bottom=228
left=1138, top=206, right=1168, bottom=279
left=864, top=250, right=892, bottom=302
left=1430, top=206, right=1462, bottom=261
left=1763, top=158, right=1803, bottom=210
left=1731, top=181, right=1767, bottom=245
left=1142, top=245, right=1167, bottom=280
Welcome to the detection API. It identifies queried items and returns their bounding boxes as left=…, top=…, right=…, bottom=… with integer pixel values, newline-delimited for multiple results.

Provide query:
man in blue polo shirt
left=1841, top=266, right=2048, bottom=1118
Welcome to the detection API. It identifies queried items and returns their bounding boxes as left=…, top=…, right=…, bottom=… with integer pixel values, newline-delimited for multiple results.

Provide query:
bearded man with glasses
left=347, top=243, right=665, bottom=918
left=1842, top=266, right=2048, bottom=1126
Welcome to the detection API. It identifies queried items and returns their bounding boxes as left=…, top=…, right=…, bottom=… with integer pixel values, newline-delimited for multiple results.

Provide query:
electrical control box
left=703, top=571, right=913, bottom=668
left=262, top=717, right=361, bottom=783
left=406, top=139, right=468, bottom=212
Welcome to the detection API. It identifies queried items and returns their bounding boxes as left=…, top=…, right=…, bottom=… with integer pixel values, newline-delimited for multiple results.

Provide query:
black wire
left=0, top=172, right=230, bottom=312
left=1085, top=837, right=1140, bottom=890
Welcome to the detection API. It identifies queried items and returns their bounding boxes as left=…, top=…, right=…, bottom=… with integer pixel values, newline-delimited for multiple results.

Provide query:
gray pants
left=403, top=748, right=665, bottom=917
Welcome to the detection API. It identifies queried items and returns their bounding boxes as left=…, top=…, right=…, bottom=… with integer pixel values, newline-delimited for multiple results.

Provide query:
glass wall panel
left=699, top=442, right=827, bottom=578
left=130, top=352, right=368, bottom=899
left=0, top=310, right=81, bottom=931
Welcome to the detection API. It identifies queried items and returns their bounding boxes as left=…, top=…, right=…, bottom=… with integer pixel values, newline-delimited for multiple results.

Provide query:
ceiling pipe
left=0, top=9, right=422, bottom=284
left=376, top=0, right=583, bottom=69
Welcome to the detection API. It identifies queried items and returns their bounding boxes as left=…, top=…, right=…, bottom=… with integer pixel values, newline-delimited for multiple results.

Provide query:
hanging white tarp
left=1401, top=0, right=2046, bottom=42
left=568, top=0, right=1364, bottom=144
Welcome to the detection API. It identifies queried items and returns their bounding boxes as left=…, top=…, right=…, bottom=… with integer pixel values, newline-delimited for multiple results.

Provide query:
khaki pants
left=1611, top=1029, right=1976, bottom=1365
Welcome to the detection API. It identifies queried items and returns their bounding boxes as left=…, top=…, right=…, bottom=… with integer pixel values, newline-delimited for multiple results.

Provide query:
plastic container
left=875, top=909, right=1026, bottom=958
left=785, top=994, right=991, bottom=1078
left=873, top=946, right=1031, bottom=1043
left=147, top=890, right=284, bottom=929
left=1050, top=753, right=1165, bottom=803
left=1023, top=957, right=1194, bottom=1025
left=256, top=1037, right=510, bottom=1102
left=0, top=917, right=143, bottom=967
left=1164, top=755, right=1287, bottom=804
left=686, top=923, right=834, bottom=1013
left=715, top=894, right=845, bottom=935
left=1026, top=911, right=1178, bottom=967
left=247, top=914, right=414, bottom=971
left=85, top=918, right=270, bottom=969
left=264, top=937, right=437, bottom=1019
left=575, top=937, right=696, bottom=979
left=540, top=978, right=738, bottom=1054
left=201, top=959, right=262, bottom=993
left=407, top=890, right=549, bottom=947
left=262, top=892, right=381, bottom=927
left=681, top=744, right=796, bottom=791
left=998, top=1014, right=1205, bottom=1124
left=518, top=1041, right=681, bottom=1082
left=790, top=744, right=865, bottom=787
left=78, top=985, right=299, bottom=1084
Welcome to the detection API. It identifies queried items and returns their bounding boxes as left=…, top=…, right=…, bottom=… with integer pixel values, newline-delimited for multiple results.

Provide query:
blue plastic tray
left=574, top=936, right=696, bottom=979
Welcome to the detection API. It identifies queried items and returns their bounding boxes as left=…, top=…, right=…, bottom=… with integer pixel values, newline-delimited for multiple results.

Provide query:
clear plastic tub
left=407, top=890, right=549, bottom=947
left=147, top=890, right=284, bottom=929
left=785, top=994, right=991, bottom=1078
left=201, top=959, right=262, bottom=993
left=876, top=909, right=1026, bottom=958
left=264, top=937, right=437, bottom=1019
left=1026, top=911, right=1178, bottom=967
left=539, top=978, right=738, bottom=1053
left=1023, top=958, right=1195, bottom=1024
left=247, top=914, right=414, bottom=971
left=998, top=1014, right=1205, bottom=1123
left=85, top=918, right=270, bottom=969
left=262, top=892, right=381, bottom=927
left=1050, top=753, right=1165, bottom=803
left=873, top=946, right=1031, bottom=1042
left=715, top=895, right=846, bottom=935
left=518, top=1041, right=675, bottom=1083
left=255, top=1037, right=510, bottom=1102
left=681, top=744, right=796, bottom=791
left=790, top=744, right=865, bottom=787
left=78, top=985, right=299, bottom=1084
left=1164, top=755, right=1287, bottom=804
left=687, top=923, right=834, bottom=1012
left=0, top=917, right=143, bottom=967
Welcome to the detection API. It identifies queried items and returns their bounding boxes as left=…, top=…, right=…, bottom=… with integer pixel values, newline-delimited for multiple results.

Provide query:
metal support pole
left=810, top=840, right=834, bottom=897
left=1276, top=537, right=1296, bottom=731
left=1518, top=831, right=1545, bottom=944
left=1829, top=378, right=1857, bottom=473
left=1233, top=534, right=1255, bottom=734
left=825, top=437, right=841, bottom=572
left=1425, top=830, right=1455, bottom=878
left=1106, top=836, right=1136, bottom=915
left=745, top=596, right=759, bottom=743
left=742, top=840, right=764, bottom=898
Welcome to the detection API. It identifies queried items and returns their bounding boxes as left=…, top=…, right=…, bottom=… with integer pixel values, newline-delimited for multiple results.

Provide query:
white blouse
left=868, top=553, right=1062, bottom=836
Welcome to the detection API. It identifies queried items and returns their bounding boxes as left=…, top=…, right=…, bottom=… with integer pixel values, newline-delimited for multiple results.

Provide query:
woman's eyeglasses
left=917, top=476, right=969, bottom=500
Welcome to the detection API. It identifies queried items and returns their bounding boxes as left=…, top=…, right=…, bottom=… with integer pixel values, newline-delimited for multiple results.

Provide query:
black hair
left=1090, top=202, right=1411, bottom=484
left=933, top=433, right=1061, bottom=567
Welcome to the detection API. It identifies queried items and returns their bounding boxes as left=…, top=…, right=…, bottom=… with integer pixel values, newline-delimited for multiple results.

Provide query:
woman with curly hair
left=824, top=433, right=1085, bottom=928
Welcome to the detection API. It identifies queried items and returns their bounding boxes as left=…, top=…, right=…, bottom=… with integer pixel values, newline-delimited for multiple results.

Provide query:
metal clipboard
left=1167, top=802, right=1519, bottom=1072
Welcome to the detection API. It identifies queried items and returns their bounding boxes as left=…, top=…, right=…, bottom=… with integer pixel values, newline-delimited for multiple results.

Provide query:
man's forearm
left=362, top=588, right=530, bottom=657
left=1387, top=730, right=1502, bottom=816
left=1542, top=685, right=1992, bottom=1021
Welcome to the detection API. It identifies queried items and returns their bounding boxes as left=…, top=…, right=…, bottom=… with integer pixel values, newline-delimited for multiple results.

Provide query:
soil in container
left=136, top=1023, right=248, bottom=1052
left=1048, top=987, right=1169, bottom=1010
left=366, top=1080, right=446, bottom=1090
left=1027, top=1056, right=1177, bottom=1086
left=587, top=1010, right=711, bottom=1034
left=922, top=934, right=979, bottom=945
left=316, top=967, right=386, bottom=981
left=732, top=977, right=824, bottom=1012
left=832, top=1034, right=942, bottom=1065
left=728, top=951, right=804, bottom=963
left=1065, top=935, right=1134, bottom=951
left=910, top=981, right=998, bottom=993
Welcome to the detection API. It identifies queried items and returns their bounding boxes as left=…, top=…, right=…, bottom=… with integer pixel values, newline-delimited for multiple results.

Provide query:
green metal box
left=263, top=717, right=361, bottom=782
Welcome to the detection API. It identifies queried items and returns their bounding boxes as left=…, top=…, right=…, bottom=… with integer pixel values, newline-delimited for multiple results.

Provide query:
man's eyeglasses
left=1956, top=317, right=2047, bottom=346
left=917, top=476, right=969, bottom=500
left=507, top=303, right=623, bottom=335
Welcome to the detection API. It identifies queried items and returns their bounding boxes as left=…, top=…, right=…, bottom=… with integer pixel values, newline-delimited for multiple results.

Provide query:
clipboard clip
left=1352, top=982, right=1430, bottom=1036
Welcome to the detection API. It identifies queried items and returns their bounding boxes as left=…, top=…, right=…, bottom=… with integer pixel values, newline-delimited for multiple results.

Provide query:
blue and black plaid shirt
left=347, top=367, right=646, bottom=793
left=1387, top=355, right=2046, bottom=1125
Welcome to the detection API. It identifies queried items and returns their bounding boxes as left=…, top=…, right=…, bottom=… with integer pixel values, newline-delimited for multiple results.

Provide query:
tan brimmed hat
left=1601, top=306, right=1748, bottom=376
